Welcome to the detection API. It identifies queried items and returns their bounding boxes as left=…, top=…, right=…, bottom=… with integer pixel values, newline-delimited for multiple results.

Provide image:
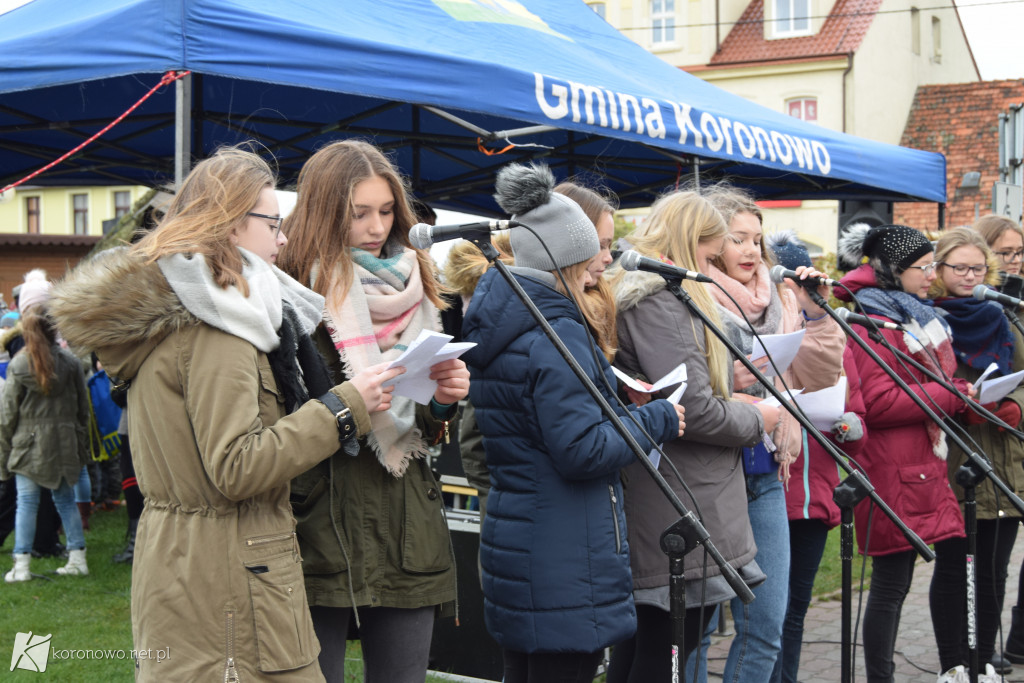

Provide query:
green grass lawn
left=0, top=504, right=872, bottom=680
left=0, top=506, right=451, bottom=680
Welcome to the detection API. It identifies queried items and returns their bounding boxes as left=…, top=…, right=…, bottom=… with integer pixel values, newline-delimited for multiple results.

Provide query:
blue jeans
left=14, top=474, right=85, bottom=554
left=770, top=519, right=829, bottom=683
left=687, top=471, right=790, bottom=682
left=73, top=466, right=91, bottom=504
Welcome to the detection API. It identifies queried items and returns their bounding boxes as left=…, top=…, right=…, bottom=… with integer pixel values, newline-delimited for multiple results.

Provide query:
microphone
left=618, top=250, right=714, bottom=283
left=835, top=307, right=904, bottom=331
left=408, top=220, right=518, bottom=249
left=973, top=284, right=1024, bottom=309
left=769, top=264, right=838, bottom=288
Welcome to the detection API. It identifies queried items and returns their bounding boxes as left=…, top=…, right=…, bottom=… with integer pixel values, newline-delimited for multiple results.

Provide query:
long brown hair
left=20, top=305, right=58, bottom=394
left=279, top=140, right=446, bottom=309
left=554, top=181, right=619, bottom=360
left=134, top=146, right=276, bottom=297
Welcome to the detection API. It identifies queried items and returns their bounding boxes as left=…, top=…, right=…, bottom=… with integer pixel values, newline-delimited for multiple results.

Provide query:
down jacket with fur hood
left=49, top=248, right=371, bottom=682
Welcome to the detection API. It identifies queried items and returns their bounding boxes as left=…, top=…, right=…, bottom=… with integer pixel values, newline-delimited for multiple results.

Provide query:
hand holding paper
left=385, top=330, right=476, bottom=404
left=750, top=329, right=806, bottom=378
left=974, top=362, right=1024, bottom=405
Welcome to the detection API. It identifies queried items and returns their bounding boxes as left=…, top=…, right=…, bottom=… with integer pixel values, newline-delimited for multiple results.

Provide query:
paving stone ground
left=704, top=525, right=1024, bottom=682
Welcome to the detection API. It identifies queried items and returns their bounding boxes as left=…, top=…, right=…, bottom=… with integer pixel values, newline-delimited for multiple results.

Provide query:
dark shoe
left=113, top=518, right=137, bottom=564
left=77, top=502, right=91, bottom=531
left=1008, top=607, right=1024, bottom=664
left=31, top=542, right=66, bottom=559
left=990, top=653, right=1013, bottom=674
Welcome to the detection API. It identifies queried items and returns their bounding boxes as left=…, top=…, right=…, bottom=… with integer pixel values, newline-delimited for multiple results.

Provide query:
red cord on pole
left=0, top=70, right=191, bottom=195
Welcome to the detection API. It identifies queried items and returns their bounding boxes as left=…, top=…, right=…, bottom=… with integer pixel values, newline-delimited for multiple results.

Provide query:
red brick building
left=895, top=79, right=1024, bottom=231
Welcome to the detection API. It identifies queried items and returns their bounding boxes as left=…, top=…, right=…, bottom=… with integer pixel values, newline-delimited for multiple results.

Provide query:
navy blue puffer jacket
left=462, top=268, right=679, bottom=654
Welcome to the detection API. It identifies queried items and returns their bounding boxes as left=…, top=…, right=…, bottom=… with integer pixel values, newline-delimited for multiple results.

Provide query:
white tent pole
left=175, top=73, right=192, bottom=187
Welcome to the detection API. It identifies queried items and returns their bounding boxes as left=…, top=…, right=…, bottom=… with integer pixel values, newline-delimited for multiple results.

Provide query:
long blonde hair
left=20, top=304, right=57, bottom=394
left=975, top=214, right=1024, bottom=250
left=554, top=181, right=618, bottom=360
left=929, top=226, right=1001, bottom=298
left=134, top=146, right=275, bottom=297
left=619, top=190, right=731, bottom=397
left=279, top=140, right=446, bottom=309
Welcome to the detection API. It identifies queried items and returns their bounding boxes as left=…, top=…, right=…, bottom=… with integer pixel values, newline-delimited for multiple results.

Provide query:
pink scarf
left=705, top=262, right=773, bottom=320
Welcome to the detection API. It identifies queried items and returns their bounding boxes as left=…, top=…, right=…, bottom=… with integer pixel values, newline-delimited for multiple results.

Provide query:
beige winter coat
left=50, top=250, right=370, bottom=682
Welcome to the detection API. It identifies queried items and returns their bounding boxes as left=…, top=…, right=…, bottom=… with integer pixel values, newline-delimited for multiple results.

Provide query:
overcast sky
left=955, top=0, right=1024, bottom=80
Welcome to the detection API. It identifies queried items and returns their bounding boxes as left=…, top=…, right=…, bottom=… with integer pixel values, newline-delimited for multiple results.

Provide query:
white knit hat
left=18, top=269, right=51, bottom=312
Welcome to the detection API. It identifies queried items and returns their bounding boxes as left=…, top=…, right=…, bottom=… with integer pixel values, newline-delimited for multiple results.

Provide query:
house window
left=25, top=196, right=40, bottom=234
left=911, top=7, right=920, bottom=55
left=773, top=0, right=811, bottom=36
left=73, top=193, right=88, bottom=235
left=114, top=190, right=131, bottom=219
left=651, top=0, right=675, bottom=45
left=931, top=16, right=941, bottom=62
left=589, top=2, right=606, bottom=19
left=787, top=97, right=818, bottom=122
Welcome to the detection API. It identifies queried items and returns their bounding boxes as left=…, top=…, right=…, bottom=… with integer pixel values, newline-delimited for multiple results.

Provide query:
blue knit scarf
left=933, top=296, right=1013, bottom=374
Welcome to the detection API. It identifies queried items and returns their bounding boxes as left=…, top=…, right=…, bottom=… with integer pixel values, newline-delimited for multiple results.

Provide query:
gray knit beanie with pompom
left=493, top=163, right=599, bottom=272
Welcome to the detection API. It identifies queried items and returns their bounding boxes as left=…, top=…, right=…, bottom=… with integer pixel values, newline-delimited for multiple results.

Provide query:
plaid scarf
left=322, top=246, right=439, bottom=476
left=856, top=287, right=956, bottom=459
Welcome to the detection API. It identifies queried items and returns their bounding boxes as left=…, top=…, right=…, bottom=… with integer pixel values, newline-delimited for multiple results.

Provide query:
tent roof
left=0, top=0, right=946, bottom=213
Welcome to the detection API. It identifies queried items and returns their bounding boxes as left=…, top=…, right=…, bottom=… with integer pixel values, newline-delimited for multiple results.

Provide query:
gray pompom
left=837, top=222, right=873, bottom=269
left=765, top=229, right=801, bottom=252
left=493, top=163, right=555, bottom=216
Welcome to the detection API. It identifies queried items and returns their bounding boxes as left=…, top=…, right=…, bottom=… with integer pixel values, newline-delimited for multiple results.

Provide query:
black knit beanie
left=862, top=224, right=933, bottom=271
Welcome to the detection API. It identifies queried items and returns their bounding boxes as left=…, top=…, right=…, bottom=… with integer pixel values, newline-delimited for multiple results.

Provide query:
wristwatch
left=318, top=391, right=356, bottom=444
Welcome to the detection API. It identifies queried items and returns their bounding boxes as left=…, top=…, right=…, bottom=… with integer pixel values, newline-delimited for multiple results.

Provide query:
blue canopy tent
left=0, top=0, right=947, bottom=214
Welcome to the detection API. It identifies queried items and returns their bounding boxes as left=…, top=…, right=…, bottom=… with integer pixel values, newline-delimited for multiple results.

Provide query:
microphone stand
left=1002, top=304, right=1024, bottom=339
left=823, top=296, right=1024, bottom=683
left=859, top=327, right=1024, bottom=444
left=464, top=233, right=754, bottom=683
left=663, top=281, right=934, bottom=683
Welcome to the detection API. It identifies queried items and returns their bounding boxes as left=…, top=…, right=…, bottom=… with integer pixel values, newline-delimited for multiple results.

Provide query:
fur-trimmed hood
left=0, top=320, right=21, bottom=354
left=608, top=266, right=666, bottom=313
left=49, top=248, right=197, bottom=381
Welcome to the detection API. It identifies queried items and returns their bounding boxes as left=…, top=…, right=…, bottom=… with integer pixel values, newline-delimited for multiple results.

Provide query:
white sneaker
left=937, top=665, right=970, bottom=683
left=4, top=553, right=31, bottom=583
left=55, top=548, right=88, bottom=576
left=978, top=662, right=1004, bottom=683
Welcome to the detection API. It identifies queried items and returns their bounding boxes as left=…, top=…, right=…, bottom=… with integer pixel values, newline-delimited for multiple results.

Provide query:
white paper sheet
left=611, top=362, right=687, bottom=394
left=977, top=368, right=1024, bottom=405
left=792, top=377, right=848, bottom=431
left=609, top=363, right=688, bottom=470
left=385, top=330, right=476, bottom=404
left=750, top=329, right=806, bottom=378
left=759, top=389, right=803, bottom=408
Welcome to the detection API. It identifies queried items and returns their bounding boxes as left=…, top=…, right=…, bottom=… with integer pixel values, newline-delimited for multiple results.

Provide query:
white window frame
left=785, top=97, right=818, bottom=122
left=651, top=0, right=676, bottom=47
left=770, top=0, right=812, bottom=38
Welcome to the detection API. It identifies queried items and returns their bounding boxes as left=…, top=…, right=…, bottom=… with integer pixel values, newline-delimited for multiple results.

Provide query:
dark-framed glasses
left=940, top=263, right=988, bottom=277
left=247, top=212, right=283, bottom=237
left=905, top=262, right=938, bottom=275
left=995, top=249, right=1024, bottom=262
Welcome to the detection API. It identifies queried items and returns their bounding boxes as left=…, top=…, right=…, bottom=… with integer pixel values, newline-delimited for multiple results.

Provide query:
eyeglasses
left=247, top=212, right=284, bottom=238
left=994, top=249, right=1024, bottom=262
left=940, top=263, right=989, bottom=276
left=904, top=262, right=938, bottom=275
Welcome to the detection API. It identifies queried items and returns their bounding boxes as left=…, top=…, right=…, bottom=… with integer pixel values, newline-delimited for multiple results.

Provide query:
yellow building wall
left=0, top=186, right=145, bottom=236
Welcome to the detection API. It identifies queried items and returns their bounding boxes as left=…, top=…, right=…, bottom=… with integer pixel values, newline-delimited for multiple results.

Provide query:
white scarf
left=158, top=248, right=324, bottom=352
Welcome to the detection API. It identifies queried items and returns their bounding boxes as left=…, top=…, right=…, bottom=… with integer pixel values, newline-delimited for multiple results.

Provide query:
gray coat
left=613, top=272, right=763, bottom=589
left=0, top=345, right=90, bottom=488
